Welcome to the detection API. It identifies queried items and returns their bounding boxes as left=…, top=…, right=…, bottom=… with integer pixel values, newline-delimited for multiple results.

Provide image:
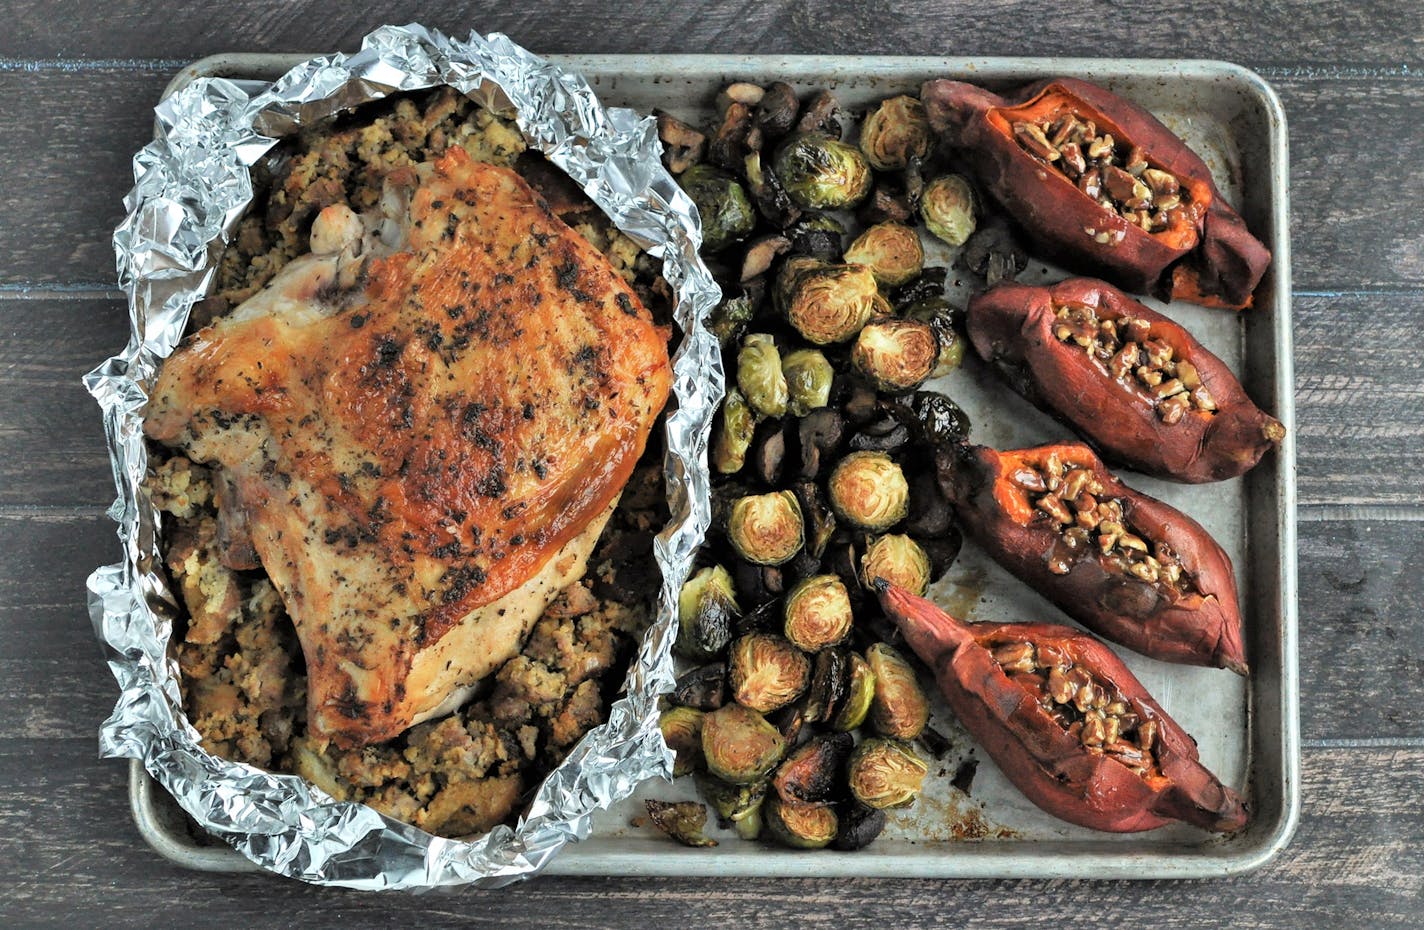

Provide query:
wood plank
left=0, top=69, right=1420, bottom=292
left=3, top=0, right=1420, bottom=68
left=0, top=740, right=1419, bottom=926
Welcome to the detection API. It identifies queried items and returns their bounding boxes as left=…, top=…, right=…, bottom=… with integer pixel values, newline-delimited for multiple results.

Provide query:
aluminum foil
left=84, top=23, right=722, bottom=890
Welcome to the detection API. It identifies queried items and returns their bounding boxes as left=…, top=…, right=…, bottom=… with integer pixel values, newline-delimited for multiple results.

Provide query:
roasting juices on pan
left=877, top=582, right=1247, bottom=833
left=937, top=441, right=1247, bottom=673
left=920, top=77, right=1271, bottom=310
left=968, top=277, right=1285, bottom=482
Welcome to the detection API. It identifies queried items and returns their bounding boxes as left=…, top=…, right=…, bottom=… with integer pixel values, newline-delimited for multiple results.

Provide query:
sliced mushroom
left=741, top=234, right=793, bottom=283
left=717, top=82, right=766, bottom=115
left=754, top=81, right=800, bottom=140
left=655, top=109, right=707, bottom=175
left=710, top=102, right=755, bottom=170
left=795, top=89, right=843, bottom=139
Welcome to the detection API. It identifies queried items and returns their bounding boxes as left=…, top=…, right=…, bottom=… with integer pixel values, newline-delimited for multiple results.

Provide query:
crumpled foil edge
left=83, top=23, right=722, bottom=890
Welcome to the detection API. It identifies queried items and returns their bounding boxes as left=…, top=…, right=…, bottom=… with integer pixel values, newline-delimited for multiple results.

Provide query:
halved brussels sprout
left=729, top=632, right=812, bottom=713
left=904, top=390, right=971, bottom=447
left=737, top=333, right=789, bottom=419
left=865, top=641, right=931, bottom=740
left=771, top=731, right=853, bottom=806
left=792, top=479, right=838, bottom=559
left=860, top=533, right=932, bottom=599
left=644, top=799, right=718, bottom=847
left=858, top=95, right=933, bottom=171
left=765, top=794, right=839, bottom=849
left=707, top=292, right=757, bottom=347
left=677, top=565, right=740, bottom=661
left=920, top=174, right=977, bottom=247
left=783, top=263, right=880, bottom=346
left=679, top=164, right=756, bottom=252
left=782, top=574, right=854, bottom=652
left=831, top=651, right=877, bottom=732
left=727, top=491, right=805, bottom=566
left=827, top=451, right=909, bottom=532
left=659, top=706, right=706, bottom=777
left=843, top=222, right=925, bottom=287
left=786, top=213, right=846, bottom=260
left=902, top=297, right=965, bottom=378
left=851, top=317, right=939, bottom=394
left=743, top=151, right=802, bottom=229
left=890, top=266, right=948, bottom=308
left=782, top=348, right=835, bottom=417
left=701, top=702, right=787, bottom=785
left=803, top=647, right=849, bottom=724
left=847, top=738, right=929, bottom=810
left=713, top=387, right=758, bottom=476
left=697, top=774, right=767, bottom=840
left=834, top=802, right=888, bottom=851
left=773, top=132, right=873, bottom=210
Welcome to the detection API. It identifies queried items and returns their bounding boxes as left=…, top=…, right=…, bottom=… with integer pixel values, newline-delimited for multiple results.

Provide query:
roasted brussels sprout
left=659, top=705, right=706, bottom=777
left=803, top=647, right=850, bottom=723
left=902, top=297, right=965, bottom=377
left=644, top=800, right=718, bottom=847
left=891, top=266, right=948, bottom=308
left=904, top=390, right=972, bottom=447
left=859, top=95, right=933, bottom=171
left=782, top=574, right=854, bottom=652
left=701, top=702, right=787, bottom=785
left=772, top=731, right=853, bottom=806
left=843, top=222, right=925, bottom=287
left=743, top=152, right=802, bottom=229
left=729, top=632, right=812, bottom=713
left=713, top=387, right=757, bottom=476
left=782, top=263, right=881, bottom=346
left=865, top=641, right=931, bottom=740
left=773, top=255, right=825, bottom=314
left=736, top=333, right=789, bottom=419
left=765, top=794, right=839, bottom=849
left=860, top=533, right=932, bottom=598
left=786, top=213, right=846, bottom=260
left=791, top=479, right=838, bottom=558
left=827, top=451, right=909, bottom=532
left=847, top=738, right=929, bottom=810
left=782, top=348, right=835, bottom=417
left=851, top=317, right=939, bottom=394
left=920, top=174, right=978, bottom=247
left=774, top=133, right=873, bottom=210
left=831, top=651, right=876, bottom=732
left=673, top=662, right=727, bottom=711
left=677, top=565, right=739, bottom=661
left=698, top=774, right=767, bottom=840
left=707, top=292, right=757, bottom=347
left=727, top=490, right=804, bottom=566
left=834, top=802, right=888, bottom=850
left=679, top=164, right=756, bottom=252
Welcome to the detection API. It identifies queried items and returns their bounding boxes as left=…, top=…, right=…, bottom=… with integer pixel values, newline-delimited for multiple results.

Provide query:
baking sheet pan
left=129, top=53, right=1297, bottom=880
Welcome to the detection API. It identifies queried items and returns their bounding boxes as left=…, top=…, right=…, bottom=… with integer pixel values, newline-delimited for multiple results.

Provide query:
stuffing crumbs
left=151, top=86, right=673, bottom=839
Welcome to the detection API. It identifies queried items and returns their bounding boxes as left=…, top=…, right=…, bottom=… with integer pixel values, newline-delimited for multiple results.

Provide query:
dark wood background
left=2, top=1, right=1421, bottom=925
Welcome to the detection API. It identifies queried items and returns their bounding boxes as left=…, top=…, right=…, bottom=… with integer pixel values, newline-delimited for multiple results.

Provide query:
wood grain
left=4, top=0, right=1421, bottom=68
left=0, top=70, right=1421, bottom=292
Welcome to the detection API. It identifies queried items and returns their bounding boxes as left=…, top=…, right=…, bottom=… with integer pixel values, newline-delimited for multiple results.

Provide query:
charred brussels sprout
left=765, top=794, right=839, bottom=849
left=831, top=651, right=877, bottom=732
left=860, top=533, right=932, bottom=598
left=787, top=213, right=846, bottom=260
left=783, top=263, right=882, bottom=346
left=859, top=95, right=933, bottom=171
left=677, top=565, right=739, bottom=661
left=727, top=491, right=804, bottom=566
left=843, top=222, right=925, bottom=287
left=834, top=802, right=888, bottom=850
left=713, top=387, right=757, bottom=476
left=659, top=706, right=706, bottom=777
left=701, top=702, right=787, bottom=785
left=729, top=632, right=812, bottom=713
left=827, top=451, right=909, bottom=531
left=851, top=317, right=940, bottom=394
left=782, top=348, right=835, bottom=416
left=679, top=164, right=756, bottom=252
left=737, top=333, right=789, bottom=419
left=743, top=152, right=802, bottom=229
left=673, top=662, right=727, bottom=711
left=698, top=774, right=767, bottom=840
left=920, top=174, right=978, bottom=247
left=902, top=297, right=966, bottom=377
left=772, top=732, right=853, bottom=805
left=774, top=133, right=873, bottom=210
left=644, top=800, right=718, bottom=847
left=905, top=390, right=971, bottom=447
left=792, top=478, right=838, bottom=557
left=782, top=574, right=854, bottom=652
left=891, top=266, right=948, bottom=307
left=707, top=292, right=757, bottom=347
left=847, top=738, right=929, bottom=810
left=803, top=647, right=850, bottom=723
left=865, top=641, right=931, bottom=739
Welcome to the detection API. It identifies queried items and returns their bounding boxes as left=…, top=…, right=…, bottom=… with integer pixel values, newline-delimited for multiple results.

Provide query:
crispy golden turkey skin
left=146, top=148, right=672, bottom=748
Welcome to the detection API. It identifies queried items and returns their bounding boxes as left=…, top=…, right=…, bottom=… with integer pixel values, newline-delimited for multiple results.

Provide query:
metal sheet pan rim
left=132, top=51, right=1298, bottom=881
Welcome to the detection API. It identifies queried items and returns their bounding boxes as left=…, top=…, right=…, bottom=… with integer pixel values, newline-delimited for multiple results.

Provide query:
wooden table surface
left=2, top=1, right=1421, bottom=925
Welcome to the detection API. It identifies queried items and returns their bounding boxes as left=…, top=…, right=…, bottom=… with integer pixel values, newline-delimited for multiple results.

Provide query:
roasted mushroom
left=834, top=802, right=888, bottom=850
left=659, top=705, right=707, bottom=777
left=737, top=332, right=789, bottom=418
left=796, top=408, right=845, bottom=479
left=960, top=214, right=1029, bottom=286
left=782, top=348, right=835, bottom=416
left=713, top=386, right=758, bottom=475
left=865, top=641, right=931, bottom=739
left=803, top=647, right=851, bottom=723
left=774, top=133, right=873, bottom=210
left=727, top=490, right=805, bottom=566
left=902, top=390, right=972, bottom=447
left=843, top=222, right=925, bottom=287
left=860, top=533, right=932, bottom=598
left=645, top=800, right=719, bottom=847
left=787, top=213, right=847, bottom=260
left=920, top=174, right=978, bottom=247
left=795, top=89, right=845, bottom=138
left=782, top=263, right=884, bottom=345
left=740, top=233, right=794, bottom=282
left=765, top=794, right=839, bottom=849
left=859, top=95, right=933, bottom=171
left=677, top=564, right=740, bottom=661
left=782, top=574, right=855, bottom=652
left=847, top=738, right=929, bottom=809
left=827, top=450, right=909, bottom=531
left=656, top=109, right=707, bottom=174
left=754, top=81, right=801, bottom=140
left=792, top=478, right=839, bottom=557
left=851, top=317, right=940, bottom=394
left=701, top=702, right=788, bottom=785
left=729, top=632, right=813, bottom=713
left=679, top=164, right=757, bottom=252
left=673, top=662, right=728, bottom=711
left=743, top=151, right=802, bottom=229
